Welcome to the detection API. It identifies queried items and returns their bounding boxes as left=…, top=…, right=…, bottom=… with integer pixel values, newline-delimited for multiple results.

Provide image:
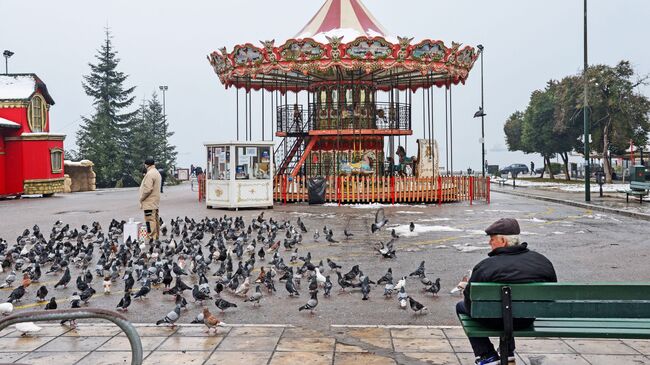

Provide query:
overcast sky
left=1, top=0, right=648, bottom=171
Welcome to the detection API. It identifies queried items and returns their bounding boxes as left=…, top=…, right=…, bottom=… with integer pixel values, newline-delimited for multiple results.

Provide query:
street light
left=158, top=85, right=168, bottom=121
left=474, top=44, right=486, bottom=177
left=3, top=50, right=14, bottom=74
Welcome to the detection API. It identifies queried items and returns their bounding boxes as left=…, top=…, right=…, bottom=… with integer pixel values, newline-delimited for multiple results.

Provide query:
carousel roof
left=208, top=0, right=478, bottom=92
left=295, top=0, right=394, bottom=43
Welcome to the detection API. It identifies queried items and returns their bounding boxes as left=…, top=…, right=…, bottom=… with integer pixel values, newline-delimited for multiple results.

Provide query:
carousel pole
left=236, top=86, right=240, bottom=141
left=249, top=86, right=252, bottom=141
left=261, top=83, right=265, bottom=141
left=449, top=83, right=454, bottom=175
left=445, top=87, right=449, bottom=175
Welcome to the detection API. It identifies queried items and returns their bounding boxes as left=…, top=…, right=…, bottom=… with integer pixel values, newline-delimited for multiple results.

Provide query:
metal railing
left=0, top=308, right=143, bottom=365
left=277, top=102, right=411, bottom=133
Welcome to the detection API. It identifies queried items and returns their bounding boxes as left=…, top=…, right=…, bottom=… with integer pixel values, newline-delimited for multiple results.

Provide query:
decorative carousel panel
left=411, top=40, right=447, bottom=61
left=233, top=45, right=264, bottom=65
left=345, top=38, right=392, bottom=59
left=280, top=40, right=325, bottom=61
left=456, top=47, right=476, bottom=67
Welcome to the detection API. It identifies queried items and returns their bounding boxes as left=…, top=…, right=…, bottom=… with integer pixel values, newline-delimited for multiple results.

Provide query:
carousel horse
left=395, top=146, right=417, bottom=177
left=338, top=151, right=375, bottom=176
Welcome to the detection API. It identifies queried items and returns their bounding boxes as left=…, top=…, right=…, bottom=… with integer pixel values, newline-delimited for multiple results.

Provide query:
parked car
left=499, top=164, right=529, bottom=176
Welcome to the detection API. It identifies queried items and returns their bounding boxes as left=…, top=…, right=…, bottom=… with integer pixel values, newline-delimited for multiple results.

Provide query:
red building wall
left=0, top=136, right=5, bottom=194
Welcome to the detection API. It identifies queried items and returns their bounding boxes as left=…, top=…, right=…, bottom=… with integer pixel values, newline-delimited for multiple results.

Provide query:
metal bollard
left=0, top=308, right=143, bottom=365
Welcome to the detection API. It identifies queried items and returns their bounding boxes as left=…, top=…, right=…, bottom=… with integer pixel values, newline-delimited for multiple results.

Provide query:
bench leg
left=627, top=194, right=629, bottom=203
left=499, top=335, right=509, bottom=365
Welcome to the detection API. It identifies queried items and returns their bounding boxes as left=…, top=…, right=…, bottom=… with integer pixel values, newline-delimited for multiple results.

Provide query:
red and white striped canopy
left=295, top=0, right=393, bottom=42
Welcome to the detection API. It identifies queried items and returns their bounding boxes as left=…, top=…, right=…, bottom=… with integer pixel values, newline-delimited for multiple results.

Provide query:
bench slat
left=470, top=283, right=650, bottom=301
left=470, top=301, right=650, bottom=319
left=460, top=315, right=650, bottom=339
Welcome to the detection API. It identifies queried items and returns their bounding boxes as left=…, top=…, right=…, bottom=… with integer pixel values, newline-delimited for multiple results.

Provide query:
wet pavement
left=2, top=183, right=650, bottom=327
left=0, top=323, right=648, bottom=365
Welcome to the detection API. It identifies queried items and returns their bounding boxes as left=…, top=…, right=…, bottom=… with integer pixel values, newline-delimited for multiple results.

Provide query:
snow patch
left=453, top=243, right=490, bottom=253
left=0, top=75, right=35, bottom=100
left=552, top=231, right=565, bottom=235
left=393, top=224, right=462, bottom=237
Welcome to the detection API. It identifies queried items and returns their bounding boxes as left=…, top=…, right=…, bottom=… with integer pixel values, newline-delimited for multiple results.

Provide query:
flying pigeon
left=371, top=208, right=388, bottom=233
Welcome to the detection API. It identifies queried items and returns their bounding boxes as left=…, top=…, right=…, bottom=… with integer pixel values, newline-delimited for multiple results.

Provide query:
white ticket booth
left=204, top=141, right=274, bottom=209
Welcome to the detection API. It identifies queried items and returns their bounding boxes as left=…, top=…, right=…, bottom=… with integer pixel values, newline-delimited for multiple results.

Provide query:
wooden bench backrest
left=470, top=283, right=650, bottom=319
left=630, top=181, right=650, bottom=190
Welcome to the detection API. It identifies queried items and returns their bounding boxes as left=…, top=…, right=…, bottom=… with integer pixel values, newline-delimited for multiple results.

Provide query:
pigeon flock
left=0, top=208, right=443, bottom=334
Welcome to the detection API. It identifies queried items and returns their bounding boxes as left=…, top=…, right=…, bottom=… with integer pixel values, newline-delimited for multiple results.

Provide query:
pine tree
left=146, top=93, right=177, bottom=172
left=76, top=29, right=137, bottom=187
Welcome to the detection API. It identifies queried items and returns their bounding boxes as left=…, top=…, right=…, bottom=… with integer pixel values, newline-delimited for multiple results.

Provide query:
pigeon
left=325, top=231, right=338, bottom=244
left=285, top=277, right=300, bottom=297
left=54, top=267, right=71, bottom=288
left=202, top=307, right=224, bottom=333
left=450, top=270, right=472, bottom=295
left=377, top=268, right=393, bottom=285
left=361, top=276, right=371, bottom=300
left=15, top=322, right=42, bottom=336
left=234, top=277, right=251, bottom=297
left=69, top=293, right=81, bottom=308
left=371, top=208, right=388, bottom=233
left=0, top=271, right=16, bottom=288
left=156, top=304, right=181, bottom=328
left=103, top=276, right=112, bottom=294
left=36, top=285, right=48, bottom=302
left=192, top=284, right=212, bottom=304
left=0, top=302, right=14, bottom=316
left=343, top=229, right=354, bottom=240
left=244, top=285, right=263, bottom=306
left=398, top=287, right=408, bottom=309
left=336, top=271, right=354, bottom=293
left=298, top=290, right=318, bottom=314
left=133, top=280, right=151, bottom=299
left=124, top=272, right=136, bottom=292
left=214, top=298, right=238, bottom=313
left=116, top=292, right=132, bottom=311
left=409, top=222, right=415, bottom=232
left=384, top=283, right=395, bottom=297
left=391, top=229, right=399, bottom=239
left=45, top=297, right=57, bottom=310
left=408, top=296, right=427, bottom=314
left=7, top=285, right=25, bottom=303
left=323, top=276, right=333, bottom=297
left=409, top=261, right=425, bottom=277
left=80, top=287, right=96, bottom=304
left=424, top=278, right=441, bottom=296
left=190, top=311, right=204, bottom=324
left=313, top=231, right=319, bottom=242
left=394, top=276, right=406, bottom=293
left=419, top=273, right=433, bottom=287
left=326, top=258, right=342, bottom=271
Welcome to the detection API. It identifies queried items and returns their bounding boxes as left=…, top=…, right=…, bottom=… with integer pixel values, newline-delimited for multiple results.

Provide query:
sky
left=1, top=0, right=649, bottom=171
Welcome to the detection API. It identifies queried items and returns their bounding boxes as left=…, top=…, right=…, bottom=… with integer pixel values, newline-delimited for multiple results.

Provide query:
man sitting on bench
left=456, top=218, right=557, bottom=365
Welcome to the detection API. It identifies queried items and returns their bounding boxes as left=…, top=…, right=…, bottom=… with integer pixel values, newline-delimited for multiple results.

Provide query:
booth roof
left=0, top=74, right=55, bottom=105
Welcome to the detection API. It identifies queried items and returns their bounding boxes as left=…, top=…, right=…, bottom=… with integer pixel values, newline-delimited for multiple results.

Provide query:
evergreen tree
left=125, top=93, right=177, bottom=185
left=76, top=29, right=137, bottom=187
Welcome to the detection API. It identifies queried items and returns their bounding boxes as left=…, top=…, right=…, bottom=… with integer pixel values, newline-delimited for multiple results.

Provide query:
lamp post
left=3, top=50, right=14, bottom=74
left=583, top=0, right=591, bottom=201
left=158, top=85, right=168, bottom=121
left=474, top=44, right=486, bottom=177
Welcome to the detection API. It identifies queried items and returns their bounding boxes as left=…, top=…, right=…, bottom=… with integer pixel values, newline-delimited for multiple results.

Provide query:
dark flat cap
left=485, top=218, right=520, bottom=236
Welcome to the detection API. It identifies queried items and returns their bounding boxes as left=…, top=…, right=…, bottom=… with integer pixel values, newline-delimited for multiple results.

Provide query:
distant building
left=0, top=74, right=65, bottom=197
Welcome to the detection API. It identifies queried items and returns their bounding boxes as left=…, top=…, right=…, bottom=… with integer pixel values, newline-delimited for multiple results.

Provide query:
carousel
left=208, top=0, right=489, bottom=204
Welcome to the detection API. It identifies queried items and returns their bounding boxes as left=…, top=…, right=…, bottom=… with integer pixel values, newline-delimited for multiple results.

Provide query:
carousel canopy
left=295, top=0, right=393, bottom=43
left=208, top=0, right=478, bottom=92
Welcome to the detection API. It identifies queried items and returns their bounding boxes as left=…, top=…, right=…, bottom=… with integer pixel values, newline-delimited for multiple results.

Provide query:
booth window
left=28, top=94, right=47, bottom=132
left=50, top=148, right=63, bottom=173
left=207, top=146, right=230, bottom=180
left=236, top=146, right=271, bottom=180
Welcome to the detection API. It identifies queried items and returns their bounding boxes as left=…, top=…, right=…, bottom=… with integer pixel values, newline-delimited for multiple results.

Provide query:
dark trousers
left=456, top=301, right=533, bottom=358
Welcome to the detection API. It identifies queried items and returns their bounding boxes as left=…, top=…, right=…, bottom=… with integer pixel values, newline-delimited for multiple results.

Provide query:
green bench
left=617, top=180, right=650, bottom=203
left=458, top=283, right=650, bottom=365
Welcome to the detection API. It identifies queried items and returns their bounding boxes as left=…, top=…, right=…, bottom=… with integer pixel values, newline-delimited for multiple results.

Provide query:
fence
left=273, top=175, right=490, bottom=204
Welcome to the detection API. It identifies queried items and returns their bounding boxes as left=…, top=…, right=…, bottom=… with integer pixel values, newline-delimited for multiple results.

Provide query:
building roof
left=295, top=0, right=393, bottom=43
left=0, top=116, right=20, bottom=129
left=0, top=74, right=55, bottom=105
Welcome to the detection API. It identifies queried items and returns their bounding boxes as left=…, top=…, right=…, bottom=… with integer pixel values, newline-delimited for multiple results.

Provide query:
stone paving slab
left=0, top=324, right=649, bottom=365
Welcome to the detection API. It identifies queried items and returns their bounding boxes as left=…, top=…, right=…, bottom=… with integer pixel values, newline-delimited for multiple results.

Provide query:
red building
left=0, top=74, right=65, bottom=197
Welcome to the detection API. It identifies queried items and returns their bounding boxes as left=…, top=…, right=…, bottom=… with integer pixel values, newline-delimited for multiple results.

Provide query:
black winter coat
left=463, top=242, right=557, bottom=314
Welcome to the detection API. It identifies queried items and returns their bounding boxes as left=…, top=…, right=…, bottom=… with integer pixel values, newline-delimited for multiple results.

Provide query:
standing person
left=190, top=164, right=195, bottom=176
left=456, top=218, right=557, bottom=365
left=530, top=161, right=535, bottom=175
left=157, top=167, right=167, bottom=193
left=139, top=158, right=162, bottom=242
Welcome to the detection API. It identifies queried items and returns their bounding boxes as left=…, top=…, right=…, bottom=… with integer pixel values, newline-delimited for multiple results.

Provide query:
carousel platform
left=273, top=175, right=490, bottom=204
